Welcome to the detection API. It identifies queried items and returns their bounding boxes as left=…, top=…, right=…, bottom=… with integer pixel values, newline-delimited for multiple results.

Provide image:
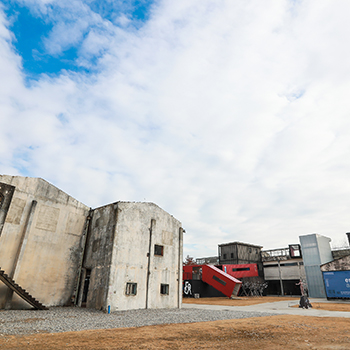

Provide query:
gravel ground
left=0, top=307, right=278, bottom=336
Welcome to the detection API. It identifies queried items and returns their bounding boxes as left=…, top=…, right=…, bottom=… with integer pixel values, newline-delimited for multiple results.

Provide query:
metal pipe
left=145, top=219, right=155, bottom=309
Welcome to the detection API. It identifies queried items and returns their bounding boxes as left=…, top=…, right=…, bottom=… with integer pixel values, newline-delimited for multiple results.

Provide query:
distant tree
left=183, top=255, right=196, bottom=266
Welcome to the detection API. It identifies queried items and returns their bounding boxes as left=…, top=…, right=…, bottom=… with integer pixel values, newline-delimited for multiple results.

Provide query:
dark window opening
left=232, top=267, right=250, bottom=272
left=160, top=284, right=169, bottom=295
left=82, top=269, right=91, bottom=306
left=126, top=282, right=137, bottom=296
left=223, top=254, right=227, bottom=259
left=230, top=253, right=234, bottom=258
left=212, top=275, right=226, bottom=286
left=281, top=262, right=298, bottom=267
left=154, top=244, right=164, bottom=256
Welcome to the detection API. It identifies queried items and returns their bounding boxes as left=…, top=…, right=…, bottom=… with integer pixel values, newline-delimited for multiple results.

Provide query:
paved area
left=182, top=298, right=350, bottom=318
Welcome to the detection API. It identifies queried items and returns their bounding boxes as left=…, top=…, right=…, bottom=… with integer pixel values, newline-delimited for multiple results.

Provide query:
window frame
left=125, top=282, right=137, bottom=296
left=160, top=283, right=169, bottom=295
left=154, top=244, right=164, bottom=256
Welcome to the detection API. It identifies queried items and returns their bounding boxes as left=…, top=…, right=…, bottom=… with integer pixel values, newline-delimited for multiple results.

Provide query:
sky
left=1, top=0, right=350, bottom=258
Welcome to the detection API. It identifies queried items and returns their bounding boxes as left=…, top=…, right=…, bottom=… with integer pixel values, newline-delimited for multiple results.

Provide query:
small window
left=212, top=275, right=226, bottom=286
left=232, top=267, right=250, bottom=272
left=230, top=253, right=234, bottom=258
left=223, top=254, right=227, bottom=259
left=154, top=244, right=164, bottom=256
left=126, top=282, right=137, bottom=296
left=160, top=284, right=169, bottom=295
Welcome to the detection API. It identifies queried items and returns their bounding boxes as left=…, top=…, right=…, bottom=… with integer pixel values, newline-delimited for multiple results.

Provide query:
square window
left=154, top=244, right=164, bottom=256
left=126, top=282, right=137, bottom=296
left=160, top=284, right=169, bottom=295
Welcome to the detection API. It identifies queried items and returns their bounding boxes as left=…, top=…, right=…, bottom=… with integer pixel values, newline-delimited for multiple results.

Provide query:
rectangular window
left=223, top=254, right=227, bottom=259
left=231, top=267, right=250, bottom=272
left=154, top=244, right=164, bottom=256
left=230, top=253, right=234, bottom=258
left=126, top=282, right=137, bottom=296
left=160, top=284, right=169, bottom=295
left=280, top=262, right=298, bottom=267
left=212, top=275, right=226, bottom=286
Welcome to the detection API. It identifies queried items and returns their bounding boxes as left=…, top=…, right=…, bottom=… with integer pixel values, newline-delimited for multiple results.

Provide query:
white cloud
left=1, top=1, right=350, bottom=257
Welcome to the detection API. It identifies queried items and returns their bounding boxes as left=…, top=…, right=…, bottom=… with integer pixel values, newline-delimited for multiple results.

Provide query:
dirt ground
left=1, top=297, right=350, bottom=350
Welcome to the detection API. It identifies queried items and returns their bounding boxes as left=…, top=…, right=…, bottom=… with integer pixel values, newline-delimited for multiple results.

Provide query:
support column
left=5, top=200, right=37, bottom=309
left=278, top=260, right=284, bottom=296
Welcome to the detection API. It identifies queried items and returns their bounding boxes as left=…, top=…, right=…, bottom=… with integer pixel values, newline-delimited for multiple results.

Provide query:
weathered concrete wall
left=263, top=259, right=305, bottom=281
left=83, top=203, right=117, bottom=310
left=0, top=182, right=15, bottom=236
left=0, top=175, right=90, bottom=309
left=332, top=249, right=350, bottom=260
left=321, top=255, right=350, bottom=272
left=106, top=202, right=183, bottom=312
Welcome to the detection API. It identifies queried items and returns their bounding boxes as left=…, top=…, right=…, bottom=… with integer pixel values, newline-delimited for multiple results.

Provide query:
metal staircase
left=0, top=268, right=48, bottom=310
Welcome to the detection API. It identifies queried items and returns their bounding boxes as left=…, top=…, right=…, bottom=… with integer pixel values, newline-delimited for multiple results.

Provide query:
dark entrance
left=81, top=269, right=91, bottom=307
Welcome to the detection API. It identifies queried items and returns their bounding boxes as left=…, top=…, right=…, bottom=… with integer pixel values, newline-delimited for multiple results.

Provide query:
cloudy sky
left=1, top=0, right=350, bottom=258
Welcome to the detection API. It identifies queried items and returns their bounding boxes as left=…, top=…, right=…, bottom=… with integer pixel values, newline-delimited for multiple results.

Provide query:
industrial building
left=218, top=241, right=264, bottom=278
left=0, top=175, right=183, bottom=311
left=262, top=245, right=305, bottom=296
left=320, top=233, right=350, bottom=299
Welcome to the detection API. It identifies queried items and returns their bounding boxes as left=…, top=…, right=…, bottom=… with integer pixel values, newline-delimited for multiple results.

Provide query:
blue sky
left=1, top=0, right=350, bottom=258
left=3, top=0, right=155, bottom=77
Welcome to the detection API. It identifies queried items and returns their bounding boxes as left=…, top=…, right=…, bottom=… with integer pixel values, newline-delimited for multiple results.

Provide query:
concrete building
left=218, top=241, right=264, bottom=278
left=0, top=175, right=183, bottom=311
left=0, top=175, right=90, bottom=309
left=81, top=202, right=183, bottom=311
left=262, top=245, right=305, bottom=296
left=299, top=233, right=333, bottom=298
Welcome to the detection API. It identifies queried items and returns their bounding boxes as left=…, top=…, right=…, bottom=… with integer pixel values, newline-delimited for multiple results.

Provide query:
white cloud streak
left=1, top=0, right=350, bottom=256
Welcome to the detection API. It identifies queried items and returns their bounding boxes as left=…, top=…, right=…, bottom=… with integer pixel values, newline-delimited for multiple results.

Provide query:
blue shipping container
left=322, top=270, right=350, bottom=298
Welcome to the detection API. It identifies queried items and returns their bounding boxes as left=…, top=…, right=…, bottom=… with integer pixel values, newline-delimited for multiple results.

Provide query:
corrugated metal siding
left=300, top=234, right=332, bottom=298
left=323, top=270, right=350, bottom=298
left=305, top=265, right=327, bottom=298
left=300, top=235, right=321, bottom=265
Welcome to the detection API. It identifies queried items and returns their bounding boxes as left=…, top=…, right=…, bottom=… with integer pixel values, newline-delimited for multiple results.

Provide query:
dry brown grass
left=1, top=315, right=350, bottom=349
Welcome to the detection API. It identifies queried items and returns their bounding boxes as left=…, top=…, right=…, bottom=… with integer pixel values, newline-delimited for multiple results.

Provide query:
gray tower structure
left=299, top=233, right=333, bottom=298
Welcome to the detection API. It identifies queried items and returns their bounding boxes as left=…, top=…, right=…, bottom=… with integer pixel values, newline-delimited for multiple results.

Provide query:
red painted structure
left=183, top=263, right=258, bottom=280
left=221, top=263, right=259, bottom=279
left=202, top=265, right=241, bottom=297
left=183, top=264, right=242, bottom=297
